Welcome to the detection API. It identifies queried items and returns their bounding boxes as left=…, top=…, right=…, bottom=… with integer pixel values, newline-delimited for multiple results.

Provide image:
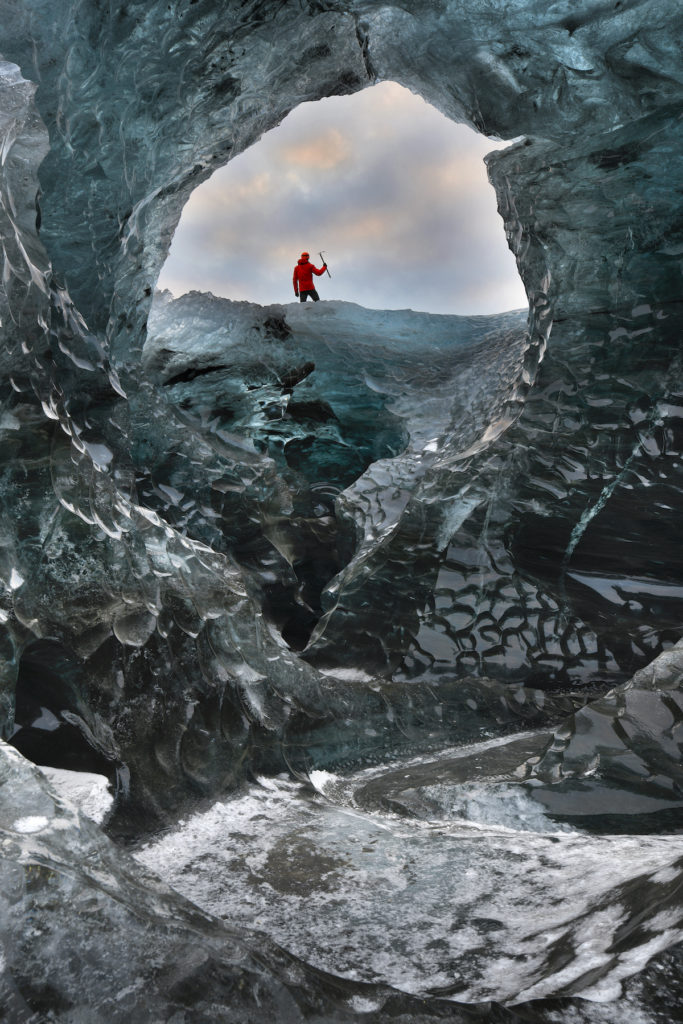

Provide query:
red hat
left=300, top=251, right=309, bottom=258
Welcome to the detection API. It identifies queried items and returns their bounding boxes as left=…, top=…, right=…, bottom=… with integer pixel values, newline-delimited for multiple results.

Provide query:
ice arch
left=4, top=0, right=681, bottom=369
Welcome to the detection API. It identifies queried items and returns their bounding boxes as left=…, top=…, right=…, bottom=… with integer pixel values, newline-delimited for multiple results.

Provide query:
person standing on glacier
left=293, top=251, right=327, bottom=302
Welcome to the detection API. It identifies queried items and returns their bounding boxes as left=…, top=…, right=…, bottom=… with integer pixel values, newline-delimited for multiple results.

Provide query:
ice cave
left=1, top=1, right=683, bottom=1021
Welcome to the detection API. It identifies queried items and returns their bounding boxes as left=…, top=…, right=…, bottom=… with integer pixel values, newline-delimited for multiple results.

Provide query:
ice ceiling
left=2, top=0, right=683, bottom=1020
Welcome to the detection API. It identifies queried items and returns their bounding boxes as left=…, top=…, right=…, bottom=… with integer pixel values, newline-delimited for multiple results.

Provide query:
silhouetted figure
left=293, top=251, right=327, bottom=302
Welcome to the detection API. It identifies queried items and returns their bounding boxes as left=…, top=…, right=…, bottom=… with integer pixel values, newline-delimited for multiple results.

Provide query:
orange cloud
left=336, top=212, right=393, bottom=244
left=280, top=128, right=350, bottom=170
left=186, top=171, right=273, bottom=219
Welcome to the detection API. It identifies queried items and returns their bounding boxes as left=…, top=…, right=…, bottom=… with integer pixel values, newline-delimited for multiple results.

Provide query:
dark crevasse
left=142, top=292, right=527, bottom=658
left=11, top=639, right=121, bottom=781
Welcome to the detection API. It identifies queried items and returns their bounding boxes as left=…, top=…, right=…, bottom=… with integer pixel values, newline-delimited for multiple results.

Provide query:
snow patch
left=13, top=815, right=49, bottom=833
left=39, top=767, right=114, bottom=824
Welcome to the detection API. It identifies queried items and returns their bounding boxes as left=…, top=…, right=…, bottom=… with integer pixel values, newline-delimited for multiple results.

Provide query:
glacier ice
left=1, top=738, right=429, bottom=1022
left=135, top=753, right=683, bottom=1004
left=1, top=0, right=683, bottom=1019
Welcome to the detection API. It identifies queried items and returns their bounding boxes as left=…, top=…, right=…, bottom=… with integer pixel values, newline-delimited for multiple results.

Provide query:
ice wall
left=0, top=0, right=681, bottom=812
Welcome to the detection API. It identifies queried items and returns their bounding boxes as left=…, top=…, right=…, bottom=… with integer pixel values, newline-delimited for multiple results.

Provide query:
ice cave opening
left=156, top=81, right=527, bottom=315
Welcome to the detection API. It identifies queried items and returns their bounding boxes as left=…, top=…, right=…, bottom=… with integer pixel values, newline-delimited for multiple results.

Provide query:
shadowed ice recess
left=142, top=293, right=528, bottom=657
left=2, top=0, right=683, bottom=1021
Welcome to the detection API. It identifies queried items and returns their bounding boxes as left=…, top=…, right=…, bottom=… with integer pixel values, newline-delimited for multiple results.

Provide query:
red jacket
left=293, top=257, right=326, bottom=294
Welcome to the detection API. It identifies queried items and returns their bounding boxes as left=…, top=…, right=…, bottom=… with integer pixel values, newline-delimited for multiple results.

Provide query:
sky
left=157, top=82, right=527, bottom=316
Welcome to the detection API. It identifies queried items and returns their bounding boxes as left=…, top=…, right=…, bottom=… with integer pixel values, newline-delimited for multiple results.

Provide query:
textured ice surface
left=0, top=740, right=386, bottom=1022
left=145, top=292, right=528, bottom=669
left=1, top=0, right=683, bottom=1019
left=136, top=738, right=683, bottom=1004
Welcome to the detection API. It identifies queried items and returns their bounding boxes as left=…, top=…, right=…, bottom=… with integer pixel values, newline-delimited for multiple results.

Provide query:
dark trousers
left=299, top=289, right=320, bottom=302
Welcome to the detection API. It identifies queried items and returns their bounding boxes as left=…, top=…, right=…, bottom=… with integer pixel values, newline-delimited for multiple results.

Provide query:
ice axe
left=319, top=251, right=331, bottom=277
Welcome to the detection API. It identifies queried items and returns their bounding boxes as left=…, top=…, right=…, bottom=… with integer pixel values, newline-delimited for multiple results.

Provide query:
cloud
left=280, top=128, right=351, bottom=170
left=158, top=82, right=527, bottom=315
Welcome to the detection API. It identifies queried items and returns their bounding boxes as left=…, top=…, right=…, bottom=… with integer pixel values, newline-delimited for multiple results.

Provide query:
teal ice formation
left=1, top=1, right=683, bottom=1021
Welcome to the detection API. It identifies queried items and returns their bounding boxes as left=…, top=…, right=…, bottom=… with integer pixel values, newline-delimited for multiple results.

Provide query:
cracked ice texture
left=0, top=1, right=681, bottom=816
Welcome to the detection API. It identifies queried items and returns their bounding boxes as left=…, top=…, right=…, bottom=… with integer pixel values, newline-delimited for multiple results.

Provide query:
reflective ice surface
left=1, top=0, right=683, bottom=1019
left=137, top=746, right=683, bottom=1004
